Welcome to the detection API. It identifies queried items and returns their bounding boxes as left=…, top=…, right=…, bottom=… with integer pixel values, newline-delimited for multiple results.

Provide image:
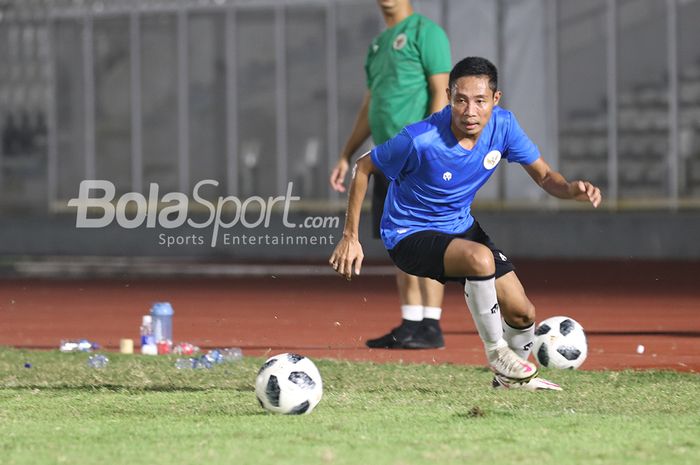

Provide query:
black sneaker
left=402, top=319, right=445, bottom=349
left=365, top=320, right=420, bottom=349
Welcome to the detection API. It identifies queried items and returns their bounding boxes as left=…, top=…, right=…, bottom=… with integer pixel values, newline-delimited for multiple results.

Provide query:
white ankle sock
left=503, top=320, right=535, bottom=360
left=423, top=306, right=442, bottom=320
left=401, top=305, right=423, bottom=322
left=464, top=277, right=507, bottom=353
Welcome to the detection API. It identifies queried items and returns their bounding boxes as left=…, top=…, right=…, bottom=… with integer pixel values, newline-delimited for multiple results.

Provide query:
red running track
left=1, top=260, right=699, bottom=372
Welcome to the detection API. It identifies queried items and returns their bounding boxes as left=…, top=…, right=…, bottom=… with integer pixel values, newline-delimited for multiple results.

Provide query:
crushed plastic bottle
left=196, top=354, right=214, bottom=369
left=204, top=348, right=244, bottom=364
left=174, top=348, right=243, bottom=370
left=175, top=358, right=195, bottom=370
left=204, top=349, right=223, bottom=365
left=174, top=355, right=211, bottom=370
left=220, top=348, right=243, bottom=362
left=173, top=342, right=200, bottom=355
left=60, top=339, right=100, bottom=353
left=87, top=354, right=109, bottom=369
left=156, top=339, right=173, bottom=355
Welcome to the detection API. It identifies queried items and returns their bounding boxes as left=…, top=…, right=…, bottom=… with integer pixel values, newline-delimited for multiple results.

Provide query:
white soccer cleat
left=487, top=345, right=538, bottom=382
left=492, top=374, right=563, bottom=391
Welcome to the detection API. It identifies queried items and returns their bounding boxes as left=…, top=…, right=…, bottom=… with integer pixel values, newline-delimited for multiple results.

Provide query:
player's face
left=448, top=75, right=501, bottom=139
left=376, top=0, right=408, bottom=13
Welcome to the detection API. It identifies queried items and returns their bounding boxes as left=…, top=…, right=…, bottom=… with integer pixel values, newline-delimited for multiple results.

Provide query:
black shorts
left=371, top=173, right=389, bottom=239
left=387, top=221, right=515, bottom=284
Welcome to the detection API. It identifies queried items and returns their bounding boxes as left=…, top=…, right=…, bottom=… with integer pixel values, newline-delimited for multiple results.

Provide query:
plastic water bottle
left=87, top=354, right=109, bottom=368
left=150, top=302, right=174, bottom=344
left=204, top=349, right=223, bottom=365
left=173, top=342, right=199, bottom=355
left=140, top=315, right=157, bottom=355
left=196, top=354, right=214, bottom=369
left=221, top=348, right=243, bottom=362
left=175, top=356, right=211, bottom=370
left=174, top=348, right=243, bottom=370
left=203, top=348, right=243, bottom=365
left=60, top=339, right=100, bottom=353
left=175, top=358, right=195, bottom=370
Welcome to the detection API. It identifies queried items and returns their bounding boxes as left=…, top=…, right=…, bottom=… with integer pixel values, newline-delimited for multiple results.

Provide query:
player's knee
left=467, top=245, right=495, bottom=276
left=396, top=270, right=419, bottom=289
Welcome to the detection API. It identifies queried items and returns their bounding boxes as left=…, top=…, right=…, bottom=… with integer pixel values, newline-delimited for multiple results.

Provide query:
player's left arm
left=523, top=157, right=602, bottom=207
left=427, top=73, right=449, bottom=114
left=418, top=19, right=451, bottom=115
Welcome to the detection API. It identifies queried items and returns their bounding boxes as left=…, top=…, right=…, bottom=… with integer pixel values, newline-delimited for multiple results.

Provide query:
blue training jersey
left=370, top=105, right=540, bottom=250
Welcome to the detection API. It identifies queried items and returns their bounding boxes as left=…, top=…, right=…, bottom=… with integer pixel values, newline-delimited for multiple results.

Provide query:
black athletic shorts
left=387, top=221, right=515, bottom=284
left=371, top=172, right=389, bottom=239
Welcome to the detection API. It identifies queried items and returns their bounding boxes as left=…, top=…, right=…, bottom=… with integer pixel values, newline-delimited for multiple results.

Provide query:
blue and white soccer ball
left=255, top=353, right=323, bottom=415
left=533, top=316, right=588, bottom=370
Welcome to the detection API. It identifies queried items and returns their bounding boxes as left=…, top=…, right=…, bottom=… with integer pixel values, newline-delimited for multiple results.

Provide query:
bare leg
left=493, top=271, right=562, bottom=390
left=396, top=270, right=422, bottom=306
left=496, top=271, right=536, bottom=359
left=495, top=271, right=535, bottom=327
left=419, top=277, right=444, bottom=309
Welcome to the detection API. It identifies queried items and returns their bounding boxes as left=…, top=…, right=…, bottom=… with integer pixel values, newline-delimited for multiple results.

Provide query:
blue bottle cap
left=150, top=302, right=174, bottom=316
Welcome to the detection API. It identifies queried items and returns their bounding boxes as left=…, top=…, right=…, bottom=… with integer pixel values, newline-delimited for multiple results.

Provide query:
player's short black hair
left=449, top=57, right=498, bottom=94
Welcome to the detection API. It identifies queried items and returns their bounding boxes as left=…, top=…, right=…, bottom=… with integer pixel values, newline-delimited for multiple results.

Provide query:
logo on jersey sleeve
left=483, top=150, right=502, bottom=170
left=442, top=171, right=452, bottom=181
left=393, top=33, right=407, bottom=50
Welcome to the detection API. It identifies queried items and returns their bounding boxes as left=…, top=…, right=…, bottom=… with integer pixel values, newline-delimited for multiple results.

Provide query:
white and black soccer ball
left=533, top=316, right=588, bottom=370
left=255, top=353, right=323, bottom=415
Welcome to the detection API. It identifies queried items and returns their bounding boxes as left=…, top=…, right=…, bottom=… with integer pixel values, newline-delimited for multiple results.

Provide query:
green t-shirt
left=365, top=14, right=452, bottom=145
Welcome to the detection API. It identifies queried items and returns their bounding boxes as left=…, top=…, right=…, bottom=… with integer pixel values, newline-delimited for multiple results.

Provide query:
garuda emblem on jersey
left=393, top=33, right=407, bottom=50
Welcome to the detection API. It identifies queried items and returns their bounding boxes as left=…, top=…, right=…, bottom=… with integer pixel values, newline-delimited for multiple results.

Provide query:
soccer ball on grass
left=533, top=316, right=588, bottom=369
left=255, top=353, right=323, bottom=415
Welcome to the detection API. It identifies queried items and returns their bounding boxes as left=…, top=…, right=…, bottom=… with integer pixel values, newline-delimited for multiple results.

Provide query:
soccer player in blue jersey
left=329, top=57, right=601, bottom=390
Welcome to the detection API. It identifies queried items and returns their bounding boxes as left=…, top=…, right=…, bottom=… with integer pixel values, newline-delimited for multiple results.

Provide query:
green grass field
left=1, top=348, right=699, bottom=465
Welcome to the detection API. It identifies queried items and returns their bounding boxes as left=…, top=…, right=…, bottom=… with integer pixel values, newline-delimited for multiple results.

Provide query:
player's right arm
left=329, top=153, right=376, bottom=280
left=427, top=73, right=449, bottom=114
left=330, top=91, right=372, bottom=193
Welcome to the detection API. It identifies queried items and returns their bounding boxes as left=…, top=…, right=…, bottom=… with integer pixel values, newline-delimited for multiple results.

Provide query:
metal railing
left=0, top=0, right=699, bottom=214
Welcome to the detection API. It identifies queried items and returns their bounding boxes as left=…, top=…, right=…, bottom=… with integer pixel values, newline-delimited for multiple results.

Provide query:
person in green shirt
left=329, top=0, right=451, bottom=349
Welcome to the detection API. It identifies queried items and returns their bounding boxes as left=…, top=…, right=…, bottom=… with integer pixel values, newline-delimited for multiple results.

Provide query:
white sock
left=401, top=305, right=423, bottom=322
left=503, top=320, right=535, bottom=360
left=423, top=306, right=442, bottom=320
left=464, top=277, right=507, bottom=352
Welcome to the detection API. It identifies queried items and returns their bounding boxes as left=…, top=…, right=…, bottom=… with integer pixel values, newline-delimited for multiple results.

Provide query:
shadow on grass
left=453, top=408, right=517, bottom=419
left=1, top=384, right=255, bottom=393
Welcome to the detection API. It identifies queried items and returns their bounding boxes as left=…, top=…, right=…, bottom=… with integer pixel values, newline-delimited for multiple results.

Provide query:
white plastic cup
left=120, top=338, right=134, bottom=354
